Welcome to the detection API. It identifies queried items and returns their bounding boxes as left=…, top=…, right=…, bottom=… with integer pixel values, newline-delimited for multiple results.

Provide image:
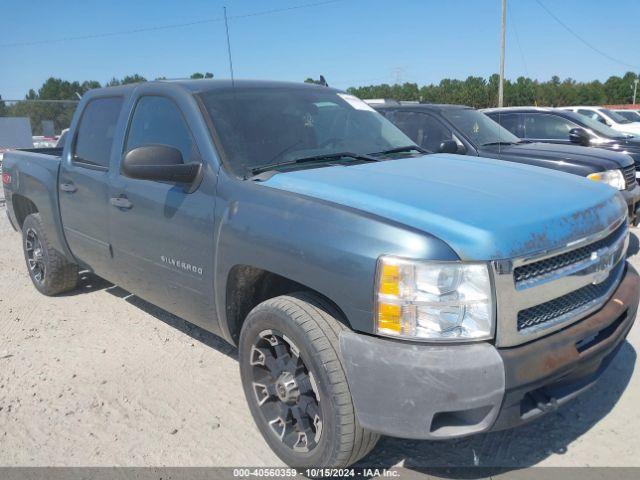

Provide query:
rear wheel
left=22, top=213, right=78, bottom=296
left=239, top=292, right=379, bottom=467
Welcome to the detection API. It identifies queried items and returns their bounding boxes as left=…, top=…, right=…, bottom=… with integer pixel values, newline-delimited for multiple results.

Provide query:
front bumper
left=340, top=263, right=639, bottom=440
left=620, top=184, right=640, bottom=224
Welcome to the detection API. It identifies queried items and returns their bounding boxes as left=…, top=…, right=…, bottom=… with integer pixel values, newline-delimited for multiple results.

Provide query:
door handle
left=60, top=182, right=77, bottom=193
left=110, top=196, right=133, bottom=210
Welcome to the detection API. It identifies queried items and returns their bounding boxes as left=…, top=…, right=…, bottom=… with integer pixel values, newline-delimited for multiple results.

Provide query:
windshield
left=197, top=86, right=415, bottom=177
left=441, top=108, right=520, bottom=146
left=601, top=108, right=632, bottom=124
left=614, top=110, right=640, bottom=122
left=563, top=111, right=633, bottom=139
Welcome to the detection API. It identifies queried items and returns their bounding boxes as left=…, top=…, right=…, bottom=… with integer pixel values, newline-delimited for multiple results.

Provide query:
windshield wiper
left=369, top=145, right=427, bottom=156
left=481, top=141, right=516, bottom=147
left=248, top=152, right=379, bottom=177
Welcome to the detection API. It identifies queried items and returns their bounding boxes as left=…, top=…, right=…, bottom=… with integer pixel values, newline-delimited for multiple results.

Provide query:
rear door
left=108, top=92, right=217, bottom=328
left=59, top=96, right=124, bottom=276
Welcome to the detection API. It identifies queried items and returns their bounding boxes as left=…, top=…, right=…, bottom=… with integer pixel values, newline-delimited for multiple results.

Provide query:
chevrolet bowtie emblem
left=591, top=249, right=615, bottom=285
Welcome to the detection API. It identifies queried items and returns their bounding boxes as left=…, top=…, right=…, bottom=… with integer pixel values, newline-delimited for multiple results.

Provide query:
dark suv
left=373, top=102, right=640, bottom=222
left=483, top=106, right=640, bottom=174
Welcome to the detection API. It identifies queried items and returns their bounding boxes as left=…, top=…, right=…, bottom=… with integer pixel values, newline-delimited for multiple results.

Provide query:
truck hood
left=479, top=141, right=634, bottom=170
left=262, top=154, right=627, bottom=261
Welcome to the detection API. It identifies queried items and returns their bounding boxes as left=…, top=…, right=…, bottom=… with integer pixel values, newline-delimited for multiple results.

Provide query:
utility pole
left=633, top=77, right=639, bottom=105
left=498, top=0, right=506, bottom=107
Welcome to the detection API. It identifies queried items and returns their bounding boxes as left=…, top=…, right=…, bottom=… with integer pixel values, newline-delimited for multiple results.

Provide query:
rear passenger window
left=74, top=97, right=123, bottom=169
left=125, top=96, right=197, bottom=162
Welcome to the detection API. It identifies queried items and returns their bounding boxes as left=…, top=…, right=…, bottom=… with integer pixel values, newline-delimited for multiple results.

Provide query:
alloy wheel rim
left=249, top=329, right=323, bottom=453
left=25, top=228, right=45, bottom=284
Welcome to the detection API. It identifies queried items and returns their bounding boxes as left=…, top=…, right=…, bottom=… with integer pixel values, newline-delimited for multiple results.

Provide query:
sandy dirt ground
left=1, top=208, right=639, bottom=472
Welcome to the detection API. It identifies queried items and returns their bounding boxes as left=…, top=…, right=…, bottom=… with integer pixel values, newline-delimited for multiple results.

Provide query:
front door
left=108, top=94, right=216, bottom=328
left=59, top=96, right=124, bottom=277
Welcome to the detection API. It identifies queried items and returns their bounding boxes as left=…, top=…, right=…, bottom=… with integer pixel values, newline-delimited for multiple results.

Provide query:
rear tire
left=22, top=213, right=78, bottom=296
left=239, top=292, right=379, bottom=467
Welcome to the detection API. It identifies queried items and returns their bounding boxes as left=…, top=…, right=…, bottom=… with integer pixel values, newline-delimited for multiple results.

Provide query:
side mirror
left=122, top=145, right=200, bottom=185
left=569, top=128, right=590, bottom=146
left=438, top=140, right=459, bottom=154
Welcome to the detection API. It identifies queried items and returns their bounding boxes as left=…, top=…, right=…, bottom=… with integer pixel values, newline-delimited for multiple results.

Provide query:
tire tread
left=22, top=213, right=78, bottom=296
left=246, top=292, right=379, bottom=467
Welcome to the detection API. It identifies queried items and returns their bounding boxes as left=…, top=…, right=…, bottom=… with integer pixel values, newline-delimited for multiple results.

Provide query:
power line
left=0, top=0, right=345, bottom=49
left=534, top=0, right=639, bottom=69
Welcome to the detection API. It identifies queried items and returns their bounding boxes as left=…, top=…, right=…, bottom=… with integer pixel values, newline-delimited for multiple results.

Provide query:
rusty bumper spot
left=499, top=263, right=639, bottom=389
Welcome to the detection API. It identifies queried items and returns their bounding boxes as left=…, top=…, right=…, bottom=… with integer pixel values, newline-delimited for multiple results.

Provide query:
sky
left=1, top=0, right=639, bottom=99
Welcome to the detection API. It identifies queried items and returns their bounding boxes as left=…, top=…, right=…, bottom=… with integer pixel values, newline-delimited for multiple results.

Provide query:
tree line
left=346, top=72, right=640, bottom=108
left=2, top=71, right=639, bottom=135
left=0, top=73, right=213, bottom=135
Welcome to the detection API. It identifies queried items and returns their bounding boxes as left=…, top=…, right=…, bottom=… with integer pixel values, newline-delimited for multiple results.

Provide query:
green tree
left=348, top=73, right=640, bottom=108
left=0, top=95, right=7, bottom=116
left=106, top=74, right=147, bottom=87
left=190, top=72, right=214, bottom=79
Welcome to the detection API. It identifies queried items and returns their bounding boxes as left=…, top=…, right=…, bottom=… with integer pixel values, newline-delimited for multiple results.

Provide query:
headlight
left=375, top=256, right=494, bottom=341
left=587, top=169, right=626, bottom=190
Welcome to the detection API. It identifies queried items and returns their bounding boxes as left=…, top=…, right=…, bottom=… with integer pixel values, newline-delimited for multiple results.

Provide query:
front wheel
left=22, top=213, right=78, bottom=296
left=239, top=292, right=379, bottom=467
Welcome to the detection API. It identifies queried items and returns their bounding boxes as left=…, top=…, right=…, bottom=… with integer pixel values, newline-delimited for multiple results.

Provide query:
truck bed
left=2, top=148, right=66, bottom=254
left=20, top=147, right=64, bottom=157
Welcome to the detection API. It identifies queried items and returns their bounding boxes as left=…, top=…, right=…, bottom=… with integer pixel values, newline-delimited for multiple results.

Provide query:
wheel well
left=225, top=265, right=350, bottom=344
left=12, top=194, right=38, bottom=228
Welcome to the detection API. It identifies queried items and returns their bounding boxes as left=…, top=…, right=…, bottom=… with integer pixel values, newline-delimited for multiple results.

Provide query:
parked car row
left=369, top=100, right=640, bottom=223
left=3, top=80, right=639, bottom=468
left=555, top=106, right=640, bottom=136
left=482, top=106, right=640, bottom=172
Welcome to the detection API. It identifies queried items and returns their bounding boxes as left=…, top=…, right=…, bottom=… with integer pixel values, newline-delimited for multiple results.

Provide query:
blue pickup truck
left=2, top=80, right=638, bottom=467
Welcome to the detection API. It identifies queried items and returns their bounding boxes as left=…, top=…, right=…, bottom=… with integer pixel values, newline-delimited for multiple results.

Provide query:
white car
left=612, top=109, right=640, bottom=123
left=560, top=106, right=640, bottom=136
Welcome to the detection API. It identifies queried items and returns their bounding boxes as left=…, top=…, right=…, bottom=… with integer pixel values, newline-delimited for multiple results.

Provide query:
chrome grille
left=623, top=165, right=636, bottom=189
left=493, top=216, right=628, bottom=347
left=517, top=264, right=623, bottom=331
left=513, top=222, right=627, bottom=288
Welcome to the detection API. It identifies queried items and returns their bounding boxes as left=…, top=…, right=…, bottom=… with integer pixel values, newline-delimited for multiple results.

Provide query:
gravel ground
left=0, top=208, right=639, bottom=473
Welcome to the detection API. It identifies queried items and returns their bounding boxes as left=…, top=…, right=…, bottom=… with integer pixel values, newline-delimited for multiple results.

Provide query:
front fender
left=212, top=173, right=458, bottom=341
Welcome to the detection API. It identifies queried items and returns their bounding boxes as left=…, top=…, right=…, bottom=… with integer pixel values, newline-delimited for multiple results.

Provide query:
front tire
left=22, top=213, right=78, bottom=296
left=239, top=292, right=379, bottom=467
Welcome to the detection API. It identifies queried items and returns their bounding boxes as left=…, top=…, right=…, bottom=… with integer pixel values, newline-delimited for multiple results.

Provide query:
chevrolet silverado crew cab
left=2, top=80, right=638, bottom=467
left=372, top=101, right=640, bottom=224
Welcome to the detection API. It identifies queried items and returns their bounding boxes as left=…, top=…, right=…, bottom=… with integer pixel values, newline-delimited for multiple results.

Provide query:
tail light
left=2, top=172, right=11, bottom=185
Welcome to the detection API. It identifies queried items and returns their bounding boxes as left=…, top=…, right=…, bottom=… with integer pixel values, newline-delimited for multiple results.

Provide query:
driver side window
left=126, top=96, right=198, bottom=163
left=391, top=112, right=454, bottom=152
left=577, top=109, right=608, bottom=125
left=522, top=114, right=577, bottom=140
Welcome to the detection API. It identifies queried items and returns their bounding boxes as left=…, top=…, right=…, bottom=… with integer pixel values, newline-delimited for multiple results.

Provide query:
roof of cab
left=481, top=106, right=555, bottom=114
left=171, top=78, right=337, bottom=93
left=106, top=78, right=336, bottom=93
left=90, top=79, right=339, bottom=97
left=373, top=102, right=471, bottom=112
